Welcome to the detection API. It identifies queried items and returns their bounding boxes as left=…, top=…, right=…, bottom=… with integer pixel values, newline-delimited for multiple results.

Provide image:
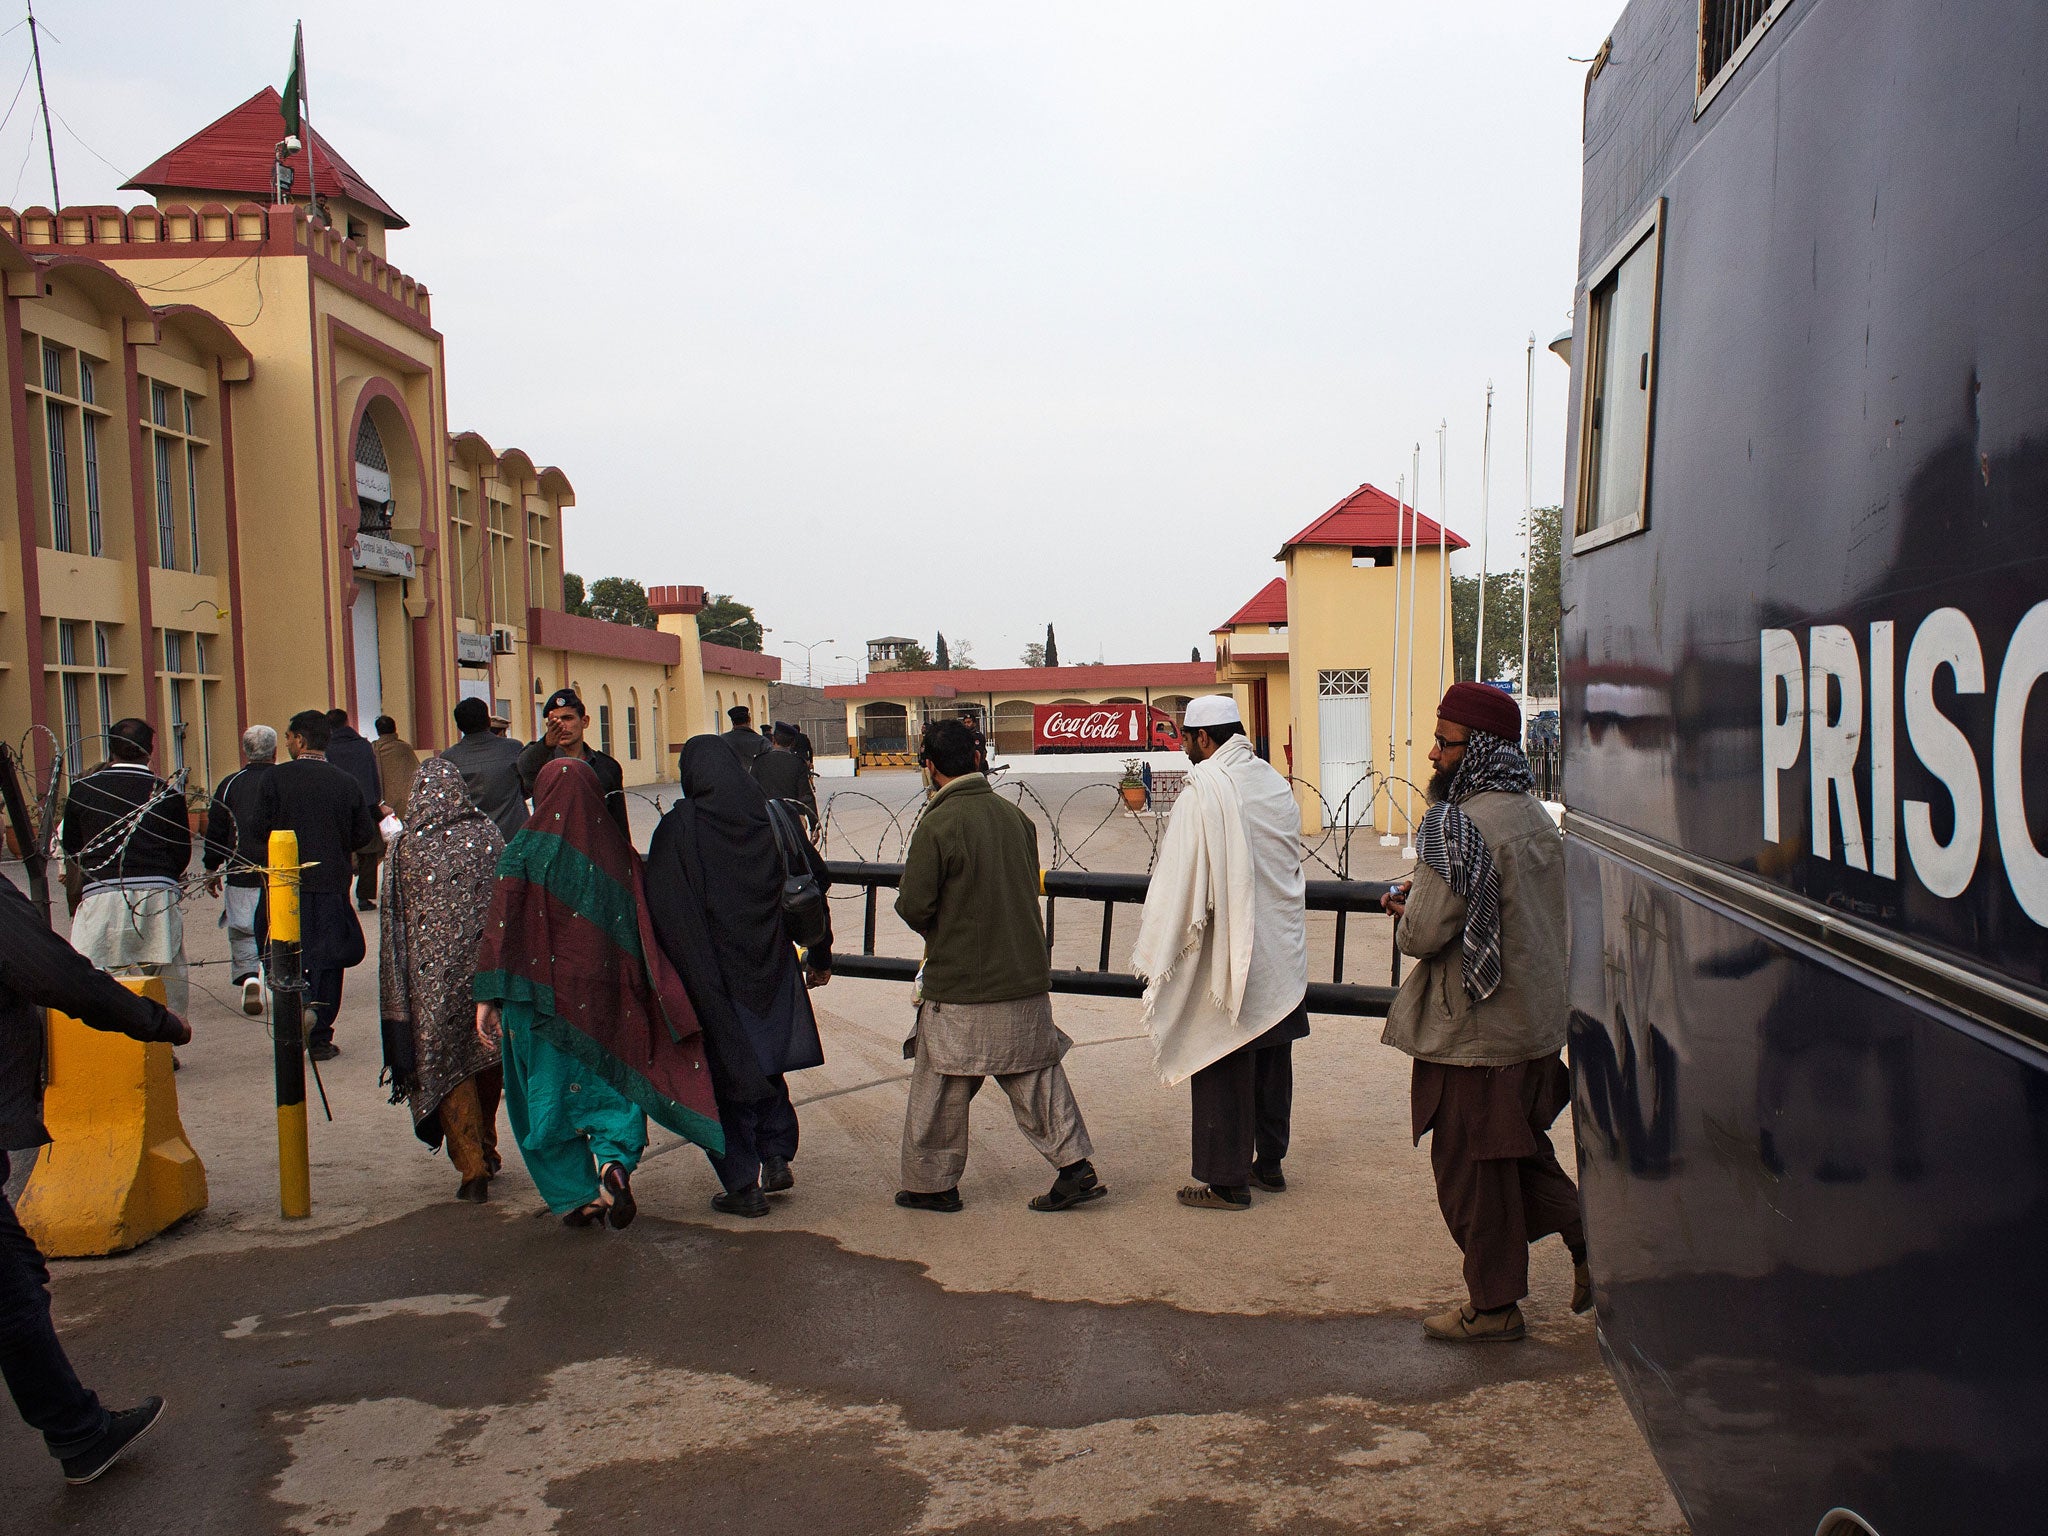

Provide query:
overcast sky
left=24, top=2, right=1615, bottom=681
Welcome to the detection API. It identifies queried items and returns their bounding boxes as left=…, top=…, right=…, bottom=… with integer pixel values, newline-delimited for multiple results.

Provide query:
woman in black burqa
left=645, top=736, right=833, bottom=1218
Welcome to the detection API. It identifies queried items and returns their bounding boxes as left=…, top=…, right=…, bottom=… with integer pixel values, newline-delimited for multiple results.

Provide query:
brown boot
left=1572, top=1260, right=1594, bottom=1315
left=1423, top=1303, right=1526, bottom=1342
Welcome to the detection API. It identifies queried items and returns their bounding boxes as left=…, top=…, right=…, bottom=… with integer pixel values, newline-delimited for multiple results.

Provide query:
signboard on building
left=1032, top=704, right=1181, bottom=754
left=351, top=533, right=416, bottom=578
left=455, top=631, right=493, bottom=667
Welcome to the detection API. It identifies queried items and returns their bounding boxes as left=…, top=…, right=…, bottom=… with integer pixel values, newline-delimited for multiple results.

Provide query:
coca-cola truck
left=1032, top=703, right=1182, bottom=754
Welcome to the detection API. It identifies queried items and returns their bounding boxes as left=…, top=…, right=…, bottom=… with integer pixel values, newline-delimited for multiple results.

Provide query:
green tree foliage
left=1446, top=506, right=1562, bottom=693
left=892, top=640, right=936, bottom=671
left=1020, top=641, right=1047, bottom=667
left=1191, top=645, right=1201, bottom=662
left=935, top=632, right=951, bottom=669
left=562, top=572, right=592, bottom=617
left=697, top=594, right=763, bottom=651
left=587, top=576, right=654, bottom=630
left=1044, top=624, right=1059, bottom=667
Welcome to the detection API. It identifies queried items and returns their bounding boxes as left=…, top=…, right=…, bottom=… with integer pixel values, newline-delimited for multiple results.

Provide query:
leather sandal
left=561, top=1200, right=608, bottom=1228
left=600, top=1164, right=636, bottom=1229
left=1176, top=1184, right=1251, bottom=1210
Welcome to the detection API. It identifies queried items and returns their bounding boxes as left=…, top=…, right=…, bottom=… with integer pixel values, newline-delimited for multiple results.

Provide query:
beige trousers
left=900, top=1051, right=1093, bottom=1193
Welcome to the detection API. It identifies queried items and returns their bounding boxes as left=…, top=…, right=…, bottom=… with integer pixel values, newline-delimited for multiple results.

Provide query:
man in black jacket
left=202, top=724, right=277, bottom=1015
left=440, top=697, right=528, bottom=840
left=249, top=711, right=378, bottom=1061
left=58, top=718, right=192, bottom=1018
left=517, top=689, right=629, bottom=843
left=752, top=725, right=818, bottom=835
left=722, top=705, right=770, bottom=765
left=0, top=877, right=188, bottom=1484
left=323, top=710, right=387, bottom=911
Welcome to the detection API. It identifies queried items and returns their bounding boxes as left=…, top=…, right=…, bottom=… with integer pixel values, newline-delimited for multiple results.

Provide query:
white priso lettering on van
left=1762, top=602, right=2048, bottom=924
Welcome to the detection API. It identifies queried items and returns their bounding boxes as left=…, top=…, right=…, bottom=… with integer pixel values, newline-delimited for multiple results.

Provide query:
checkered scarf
left=1414, top=729, right=1535, bottom=1001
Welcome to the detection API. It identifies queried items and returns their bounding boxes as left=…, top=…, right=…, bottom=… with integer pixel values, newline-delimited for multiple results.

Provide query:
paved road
left=1, top=777, right=1684, bottom=1533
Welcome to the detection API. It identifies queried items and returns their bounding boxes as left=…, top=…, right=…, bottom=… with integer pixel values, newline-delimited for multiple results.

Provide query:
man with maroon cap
left=1380, top=681, right=1589, bottom=1342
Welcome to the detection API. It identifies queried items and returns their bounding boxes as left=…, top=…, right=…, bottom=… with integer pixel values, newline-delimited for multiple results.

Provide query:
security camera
left=283, top=134, right=302, bottom=154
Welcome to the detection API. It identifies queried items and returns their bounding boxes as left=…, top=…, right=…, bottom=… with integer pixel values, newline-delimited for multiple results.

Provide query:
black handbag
left=764, top=799, right=830, bottom=956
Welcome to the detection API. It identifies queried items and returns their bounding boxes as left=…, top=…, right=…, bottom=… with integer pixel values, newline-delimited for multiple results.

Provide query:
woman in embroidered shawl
left=378, top=758, right=506, bottom=1202
left=473, top=757, right=724, bottom=1228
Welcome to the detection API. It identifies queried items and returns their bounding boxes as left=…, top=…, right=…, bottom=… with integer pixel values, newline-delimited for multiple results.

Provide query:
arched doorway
left=858, top=702, right=908, bottom=755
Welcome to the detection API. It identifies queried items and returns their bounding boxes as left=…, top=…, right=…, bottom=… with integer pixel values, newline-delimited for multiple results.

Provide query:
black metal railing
left=1702, top=0, right=1774, bottom=87
left=825, top=861, right=1403, bottom=1017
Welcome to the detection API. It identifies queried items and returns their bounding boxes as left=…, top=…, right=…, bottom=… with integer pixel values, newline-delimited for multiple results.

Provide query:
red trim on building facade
left=121, top=335, right=162, bottom=734
left=826, top=660, right=1213, bottom=701
left=700, top=640, right=780, bottom=683
left=525, top=607, right=681, bottom=667
left=216, top=364, right=249, bottom=734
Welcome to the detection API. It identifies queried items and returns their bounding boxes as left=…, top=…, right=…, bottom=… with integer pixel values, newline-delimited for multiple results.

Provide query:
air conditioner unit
left=490, top=628, right=517, bottom=655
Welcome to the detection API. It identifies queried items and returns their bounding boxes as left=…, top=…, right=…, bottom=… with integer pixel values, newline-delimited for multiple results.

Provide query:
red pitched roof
left=1216, top=577, right=1287, bottom=632
left=123, top=88, right=407, bottom=229
left=1281, top=483, right=1467, bottom=555
left=826, top=661, right=1214, bottom=701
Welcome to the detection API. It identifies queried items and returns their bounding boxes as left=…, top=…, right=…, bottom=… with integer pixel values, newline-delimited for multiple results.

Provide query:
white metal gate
left=1317, top=669, right=1373, bottom=827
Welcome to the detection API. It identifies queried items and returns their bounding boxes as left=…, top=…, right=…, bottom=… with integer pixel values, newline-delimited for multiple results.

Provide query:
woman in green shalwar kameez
left=473, top=758, right=723, bottom=1227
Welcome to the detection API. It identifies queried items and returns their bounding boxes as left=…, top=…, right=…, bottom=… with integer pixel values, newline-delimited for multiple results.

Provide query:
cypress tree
left=1045, top=624, right=1059, bottom=667
left=935, top=632, right=950, bottom=669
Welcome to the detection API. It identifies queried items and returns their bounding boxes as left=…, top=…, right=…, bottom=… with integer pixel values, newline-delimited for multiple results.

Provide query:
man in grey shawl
left=1380, top=682, right=1588, bottom=1343
left=379, top=759, right=506, bottom=1202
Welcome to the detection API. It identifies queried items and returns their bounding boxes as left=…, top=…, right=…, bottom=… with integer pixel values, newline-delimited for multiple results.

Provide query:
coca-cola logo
left=1040, top=708, right=1138, bottom=741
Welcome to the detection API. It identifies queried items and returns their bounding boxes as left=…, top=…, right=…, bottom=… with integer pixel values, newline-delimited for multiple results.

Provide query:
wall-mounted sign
left=352, top=533, right=416, bottom=578
left=455, top=631, right=494, bottom=667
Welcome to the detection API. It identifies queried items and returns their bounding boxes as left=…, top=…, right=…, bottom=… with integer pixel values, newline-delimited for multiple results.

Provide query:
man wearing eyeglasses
left=1380, top=682, right=1588, bottom=1343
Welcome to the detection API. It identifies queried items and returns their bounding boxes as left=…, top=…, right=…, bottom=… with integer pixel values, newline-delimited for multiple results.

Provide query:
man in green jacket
left=893, top=719, right=1105, bottom=1213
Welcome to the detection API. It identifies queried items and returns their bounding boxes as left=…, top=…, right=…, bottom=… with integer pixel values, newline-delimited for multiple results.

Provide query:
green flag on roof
left=282, top=22, right=305, bottom=138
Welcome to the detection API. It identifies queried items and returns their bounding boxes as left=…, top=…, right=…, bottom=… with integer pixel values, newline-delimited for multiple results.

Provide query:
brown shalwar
left=438, top=1066, right=505, bottom=1182
left=1412, top=1052, right=1585, bottom=1311
left=900, top=994, right=1093, bottom=1193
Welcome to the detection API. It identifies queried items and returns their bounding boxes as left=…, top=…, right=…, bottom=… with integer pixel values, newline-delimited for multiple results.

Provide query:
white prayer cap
left=1182, top=695, right=1242, bottom=729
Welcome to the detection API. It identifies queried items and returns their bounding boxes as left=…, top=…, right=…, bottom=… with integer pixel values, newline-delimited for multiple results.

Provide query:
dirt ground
left=0, top=770, right=1684, bottom=1534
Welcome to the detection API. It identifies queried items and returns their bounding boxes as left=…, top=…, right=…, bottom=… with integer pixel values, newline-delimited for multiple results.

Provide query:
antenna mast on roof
left=25, top=1, right=59, bottom=210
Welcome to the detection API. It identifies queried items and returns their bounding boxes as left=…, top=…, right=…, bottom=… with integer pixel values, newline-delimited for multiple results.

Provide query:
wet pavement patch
left=0, top=1205, right=1644, bottom=1534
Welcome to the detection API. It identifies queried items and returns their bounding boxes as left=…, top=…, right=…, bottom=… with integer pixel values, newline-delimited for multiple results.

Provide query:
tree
left=587, top=576, right=654, bottom=630
left=935, top=632, right=950, bottom=669
left=1020, top=641, right=1047, bottom=667
left=1191, top=645, right=1201, bottom=662
left=892, top=640, right=936, bottom=671
left=951, top=638, right=977, bottom=669
left=1044, top=624, right=1059, bottom=667
left=562, top=572, right=592, bottom=617
left=1451, top=571, right=1524, bottom=684
left=1445, top=506, right=1562, bottom=694
left=697, top=594, right=763, bottom=651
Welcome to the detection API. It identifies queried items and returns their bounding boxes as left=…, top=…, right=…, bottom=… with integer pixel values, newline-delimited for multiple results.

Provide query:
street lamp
left=778, top=637, right=836, bottom=687
left=835, top=654, right=866, bottom=683
left=700, top=620, right=768, bottom=647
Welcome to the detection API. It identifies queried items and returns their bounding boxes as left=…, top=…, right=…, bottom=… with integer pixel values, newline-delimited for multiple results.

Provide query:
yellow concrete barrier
left=18, top=974, right=208, bottom=1256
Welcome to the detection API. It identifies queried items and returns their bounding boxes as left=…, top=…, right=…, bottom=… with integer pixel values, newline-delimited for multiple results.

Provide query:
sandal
left=601, top=1164, right=637, bottom=1230
left=1176, top=1183, right=1251, bottom=1211
left=562, top=1199, right=608, bottom=1228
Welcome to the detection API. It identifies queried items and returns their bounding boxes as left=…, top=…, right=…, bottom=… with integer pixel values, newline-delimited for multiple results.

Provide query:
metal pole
left=1476, top=383, right=1493, bottom=681
left=267, top=830, right=311, bottom=1219
left=1386, top=475, right=1405, bottom=810
left=26, top=1, right=59, bottom=211
left=1521, top=333, right=1536, bottom=733
left=1403, top=443, right=1421, bottom=845
left=1436, top=420, right=1448, bottom=699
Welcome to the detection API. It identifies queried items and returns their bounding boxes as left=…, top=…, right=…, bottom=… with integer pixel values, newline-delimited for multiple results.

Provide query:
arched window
left=626, top=687, right=640, bottom=759
left=598, top=685, right=613, bottom=756
left=354, top=414, right=392, bottom=534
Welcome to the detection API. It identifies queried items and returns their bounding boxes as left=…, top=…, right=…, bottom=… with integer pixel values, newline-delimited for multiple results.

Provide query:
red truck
left=1032, top=703, right=1182, bottom=754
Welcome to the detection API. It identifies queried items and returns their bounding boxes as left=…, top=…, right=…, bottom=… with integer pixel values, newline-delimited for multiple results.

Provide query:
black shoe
left=356, top=899, right=377, bottom=912
left=62, top=1398, right=165, bottom=1486
left=601, top=1164, right=636, bottom=1229
left=1251, top=1164, right=1286, bottom=1193
left=307, top=1041, right=340, bottom=1063
left=1029, top=1159, right=1108, bottom=1212
left=712, top=1185, right=769, bottom=1218
left=456, top=1177, right=490, bottom=1204
left=895, top=1188, right=963, bottom=1212
left=760, top=1155, right=794, bottom=1194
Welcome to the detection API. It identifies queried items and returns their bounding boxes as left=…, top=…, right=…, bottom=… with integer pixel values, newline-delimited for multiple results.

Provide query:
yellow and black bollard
left=267, top=830, right=311, bottom=1219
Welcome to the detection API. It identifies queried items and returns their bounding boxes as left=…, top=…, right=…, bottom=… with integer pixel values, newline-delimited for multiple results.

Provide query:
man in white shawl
left=1130, top=695, right=1309, bottom=1210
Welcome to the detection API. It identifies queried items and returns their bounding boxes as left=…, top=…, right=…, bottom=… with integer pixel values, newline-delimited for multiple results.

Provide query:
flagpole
left=1521, top=332, right=1535, bottom=733
left=1476, top=383, right=1493, bottom=682
left=1403, top=441, right=1420, bottom=851
left=1435, top=420, right=1448, bottom=700
left=1384, top=474, right=1406, bottom=846
left=26, top=1, right=58, bottom=210
left=297, top=22, right=320, bottom=223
